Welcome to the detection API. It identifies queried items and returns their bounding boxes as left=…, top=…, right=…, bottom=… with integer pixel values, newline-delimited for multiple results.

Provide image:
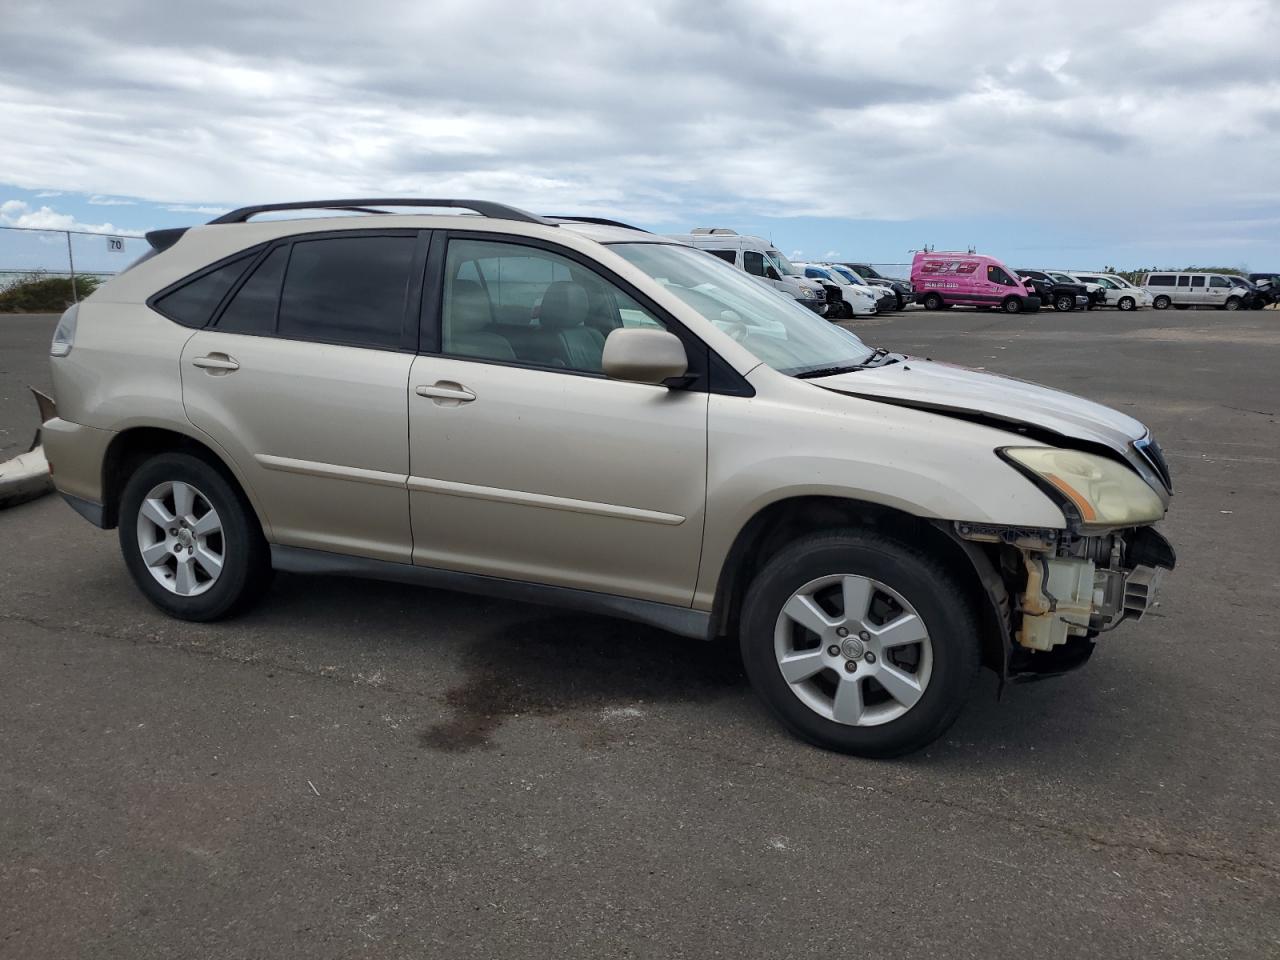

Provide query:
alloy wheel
left=135, top=480, right=225, bottom=596
left=773, top=574, right=934, bottom=727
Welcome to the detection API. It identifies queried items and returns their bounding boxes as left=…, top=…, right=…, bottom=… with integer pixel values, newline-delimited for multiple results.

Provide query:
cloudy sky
left=2, top=0, right=1278, bottom=271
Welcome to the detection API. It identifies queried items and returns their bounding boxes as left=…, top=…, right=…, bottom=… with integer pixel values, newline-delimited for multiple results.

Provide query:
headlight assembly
left=1000, top=447, right=1165, bottom=530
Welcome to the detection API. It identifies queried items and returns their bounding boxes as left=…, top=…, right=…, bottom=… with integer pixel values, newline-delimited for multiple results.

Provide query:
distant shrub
left=0, top=273, right=101, bottom=313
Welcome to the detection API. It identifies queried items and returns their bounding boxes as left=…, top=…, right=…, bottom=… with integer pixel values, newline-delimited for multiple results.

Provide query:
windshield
left=766, top=249, right=803, bottom=277
left=805, top=265, right=836, bottom=282
left=1048, top=272, right=1079, bottom=283
left=608, top=243, right=875, bottom=375
left=828, top=264, right=864, bottom=284
left=852, top=264, right=884, bottom=280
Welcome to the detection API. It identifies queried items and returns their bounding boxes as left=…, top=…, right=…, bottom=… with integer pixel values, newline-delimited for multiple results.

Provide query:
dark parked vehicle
left=1016, top=269, right=1090, bottom=312
left=1247, top=273, right=1279, bottom=306
left=841, top=262, right=912, bottom=310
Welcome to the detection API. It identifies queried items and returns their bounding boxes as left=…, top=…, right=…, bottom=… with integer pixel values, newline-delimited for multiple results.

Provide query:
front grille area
left=1136, top=436, right=1173, bottom=492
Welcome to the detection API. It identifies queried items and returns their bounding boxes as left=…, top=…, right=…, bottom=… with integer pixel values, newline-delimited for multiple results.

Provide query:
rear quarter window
left=152, top=253, right=256, bottom=328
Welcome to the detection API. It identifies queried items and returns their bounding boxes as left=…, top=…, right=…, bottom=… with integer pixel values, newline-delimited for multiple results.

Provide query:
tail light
left=50, top=303, right=79, bottom=357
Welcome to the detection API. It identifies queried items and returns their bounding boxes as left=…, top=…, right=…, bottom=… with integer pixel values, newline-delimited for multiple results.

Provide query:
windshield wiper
left=794, top=361, right=871, bottom=379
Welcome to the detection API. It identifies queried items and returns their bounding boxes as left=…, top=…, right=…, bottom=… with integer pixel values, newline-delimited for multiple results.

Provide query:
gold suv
left=41, top=199, right=1176, bottom=756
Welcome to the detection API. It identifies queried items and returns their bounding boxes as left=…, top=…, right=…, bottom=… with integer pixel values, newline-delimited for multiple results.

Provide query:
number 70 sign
left=106, top=236, right=124, bottom=252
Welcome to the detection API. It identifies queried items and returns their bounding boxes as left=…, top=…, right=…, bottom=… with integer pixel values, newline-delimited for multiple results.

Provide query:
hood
left=813, top=357, right=1147, bottom=455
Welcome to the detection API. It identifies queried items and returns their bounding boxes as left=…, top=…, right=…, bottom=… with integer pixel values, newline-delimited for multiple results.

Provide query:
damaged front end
left=955, top=521, right=1176, bottom=681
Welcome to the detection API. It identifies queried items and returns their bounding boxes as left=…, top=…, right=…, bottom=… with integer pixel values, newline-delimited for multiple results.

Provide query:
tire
left=1002, top=296, right=1022, bottom=314
left=739, top=530, right=980, bottom=758
left=1225, top=297, right=1241, bottom=311
left=1118, top=296, right=1135, bottom=311
left=922, top=293, right=943, bottom=310
left=1153, top=295, right=1171, bottom=310
left=841, top=301, right=855, bottom=320
left=118, top=452, right=272, bottom=621
left=1053, top=294, right=1074, bottom=312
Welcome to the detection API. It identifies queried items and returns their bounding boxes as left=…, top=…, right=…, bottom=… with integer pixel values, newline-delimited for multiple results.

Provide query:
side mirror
left=765, top=266, right=781, bottom=281
left=602, top=328, right=689, bottom=386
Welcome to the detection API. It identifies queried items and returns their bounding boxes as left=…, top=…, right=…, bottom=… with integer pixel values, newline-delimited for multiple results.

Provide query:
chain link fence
left=0, top=226, right=148, bottom=312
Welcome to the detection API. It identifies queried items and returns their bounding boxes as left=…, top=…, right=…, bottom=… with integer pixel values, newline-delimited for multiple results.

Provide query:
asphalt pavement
left=2, top=306, right=1278, bottom=958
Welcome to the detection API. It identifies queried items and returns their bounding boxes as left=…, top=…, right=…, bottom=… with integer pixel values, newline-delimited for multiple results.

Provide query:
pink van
left=911, top=251, right=1042, bottom=314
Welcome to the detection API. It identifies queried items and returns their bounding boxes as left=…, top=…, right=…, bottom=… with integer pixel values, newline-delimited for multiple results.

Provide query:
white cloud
left=87, top=195, right=136, bottom=206
left=0, top=0, right=1275, bottom=248
left=0, top=199, right=141, bottom=236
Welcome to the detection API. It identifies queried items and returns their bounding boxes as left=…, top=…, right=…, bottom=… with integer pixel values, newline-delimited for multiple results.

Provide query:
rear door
left=405, top=233, right=709, bottom=606
left=180, top=230, right=425, bottom=561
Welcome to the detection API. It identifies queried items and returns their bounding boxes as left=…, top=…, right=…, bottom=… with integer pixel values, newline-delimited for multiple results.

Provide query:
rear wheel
left=1153, top=295, right=1171, bottom=310
left=1054, top=294, right=1074, bottom=312
left=1002, top=296, right=1022, bottom=314
left=922, top=293, right=943, bottom=310
left=739, top=531, right=980, bottom=757
left=1118, top=296, right=1136, bottom=311
left=118, top=452, right=272, bottom=621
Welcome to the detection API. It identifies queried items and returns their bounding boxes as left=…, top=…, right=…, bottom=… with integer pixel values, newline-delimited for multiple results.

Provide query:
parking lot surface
left=2, top=307, right=1278, bottom=958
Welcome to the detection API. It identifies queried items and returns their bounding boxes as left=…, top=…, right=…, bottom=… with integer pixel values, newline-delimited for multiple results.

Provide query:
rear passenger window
left=707, top=249, right=736, bottom=264
left=1190, top=276, right=1205, bottom=288
left=1177, top=276, right=1191, bottom=287
left=743, top=251, right=766, bottom=277
left=438, top=238, right=666, bottom=373
left=154, top=254, right=255, bottom=328
left=216, top=246, right=288, bottom=335
left=277, top=236, right=415, bottom=349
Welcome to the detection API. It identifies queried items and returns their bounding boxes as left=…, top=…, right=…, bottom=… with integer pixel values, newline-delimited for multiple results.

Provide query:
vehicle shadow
left=261, top=573, right=1182, bottom=770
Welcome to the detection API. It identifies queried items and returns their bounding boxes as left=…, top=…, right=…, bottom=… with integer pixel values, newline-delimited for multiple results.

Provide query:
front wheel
left=922, top=293, right=943, bottom=310
left=118, top=452, right=272, bottom=621
left=1054, top=294, right=1074, bottom=312
left=1118, top=296, right=1135, bottom=311
left=739, top=531, right=980, bottom=757
left=1153, top=295, right=1171, bottom=310
left=1002, top=296, right=1022, bottom=314
left=1224, top=297, right=1241, bottom=311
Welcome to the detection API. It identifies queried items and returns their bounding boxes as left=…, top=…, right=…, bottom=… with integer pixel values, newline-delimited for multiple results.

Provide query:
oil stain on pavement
left=420, top=614, right=745, bottom=751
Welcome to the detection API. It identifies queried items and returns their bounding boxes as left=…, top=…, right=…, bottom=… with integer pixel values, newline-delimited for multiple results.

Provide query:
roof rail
left=207, top=199, right=556, bottom=226
left=547, top=216, right=650, bottom=233
left=690, top=227, right=738, bottom=235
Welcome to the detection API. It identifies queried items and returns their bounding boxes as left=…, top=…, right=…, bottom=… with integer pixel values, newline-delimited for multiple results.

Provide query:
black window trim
left=420, top=229, right=754, bottom=396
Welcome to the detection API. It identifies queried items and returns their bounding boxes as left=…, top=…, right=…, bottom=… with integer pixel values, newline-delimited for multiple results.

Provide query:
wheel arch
left=100, top=424, right=271, bottom=537
left=708, top=495, right=1010, bottom=675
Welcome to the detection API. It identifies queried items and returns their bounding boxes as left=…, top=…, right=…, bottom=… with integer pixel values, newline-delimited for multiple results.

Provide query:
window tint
left=277, top=236, right=415, bottom=349
left=987, top=264, right=1015, bottom=286
left=1209, top=276, right=1230, bottom=288
left=1148, top=275, right=1174, bottom=286
left=1190, top=276, right=1205, bottom=288
left=743, top=250, right=766, bottom=277
left=216, top=246, right=288, bottom=334
left=440, top=238, right=666, bottom=373
left=155, top=254, right=254, bottom=328
left=707, top=249, right=736, bottom=264
left=1177, top=276, right=1191, bottom=287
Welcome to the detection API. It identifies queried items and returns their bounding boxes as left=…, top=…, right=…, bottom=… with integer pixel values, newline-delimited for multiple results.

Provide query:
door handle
left=192, top=353, right=240, bottom=372
left=415, top=382, right=476, bottom=404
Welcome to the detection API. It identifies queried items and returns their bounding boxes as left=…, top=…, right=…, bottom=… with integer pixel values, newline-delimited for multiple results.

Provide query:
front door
left=406, top=235, right=708, bottom=606
left=181, top=231, right=421, bottom=561
left=1206, top=275, right=1232, bottom=307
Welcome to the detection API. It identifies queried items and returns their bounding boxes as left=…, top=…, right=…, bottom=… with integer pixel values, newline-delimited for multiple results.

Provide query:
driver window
left=1209, top=276, right=1229, bottom=288
left=743, top=251, right=766, bottom=277
left=987, top=265, right=1014, bottom=286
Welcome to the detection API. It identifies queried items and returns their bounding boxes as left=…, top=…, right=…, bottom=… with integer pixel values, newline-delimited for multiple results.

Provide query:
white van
left=1142, top=272, right=1254, bottom=310
left=668, top=229, right=829, bottom=316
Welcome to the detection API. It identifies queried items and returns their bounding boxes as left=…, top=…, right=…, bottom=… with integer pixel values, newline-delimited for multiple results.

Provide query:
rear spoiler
left=144, top=227, right=189, bottom=252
